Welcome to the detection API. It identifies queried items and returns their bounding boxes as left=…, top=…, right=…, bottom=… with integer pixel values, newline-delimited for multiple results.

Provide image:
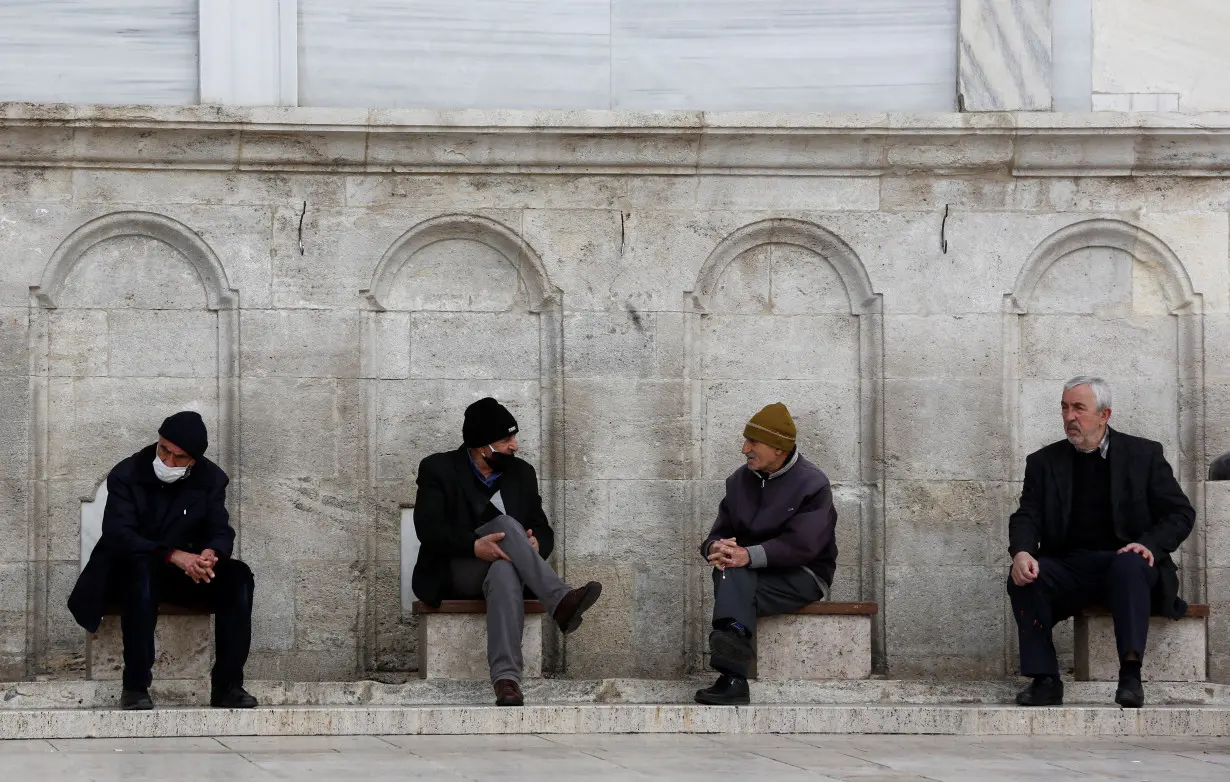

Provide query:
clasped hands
left=1010, top=542, right=1153, bottom=587
left=474, top=528, right=539, bottom=562
left=169, top=548, right=218, bottom=583
left=707, top=537, right=750, bottom=571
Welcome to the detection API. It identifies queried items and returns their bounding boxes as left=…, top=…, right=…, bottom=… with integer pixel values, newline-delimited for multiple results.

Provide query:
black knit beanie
left=158, top=410, right=208, bottom=459
left=463, top=397, right=518, bottom=448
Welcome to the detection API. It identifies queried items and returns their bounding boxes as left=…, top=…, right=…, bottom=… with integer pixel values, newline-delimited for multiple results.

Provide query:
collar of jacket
left=753, top=447, right=799, bottom=483
left=1073, top=426, right=1111, bottom=459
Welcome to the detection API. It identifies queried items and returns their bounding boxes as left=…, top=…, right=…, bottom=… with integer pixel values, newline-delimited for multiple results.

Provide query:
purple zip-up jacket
left=700, top=450, right=838, bottom=587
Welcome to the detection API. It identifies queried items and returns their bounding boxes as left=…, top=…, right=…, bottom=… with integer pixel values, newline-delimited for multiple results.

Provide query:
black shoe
left=494, top=679, right=524, bottom=707
left=554, top=582, right=602, bottom=635
left=1015, top=676, right=1064, bottom=706
left=708, top=628, right=755, bottom=672
left=1115, top=676, right=1144, bottom=709
left=210, top=685, right=258, bottom=709
left=695, top=674, right=750, bottom=706
left=120, top=688, right=153, bottom=711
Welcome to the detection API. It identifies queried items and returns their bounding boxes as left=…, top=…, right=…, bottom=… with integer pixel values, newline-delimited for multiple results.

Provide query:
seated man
left=1007, top=376, right=1195, bottom=709
left=695, top=402, right=838, bottom=706
left=68, top=411, right=257, bottom=711
left=412, top=397, right=602, bottom=706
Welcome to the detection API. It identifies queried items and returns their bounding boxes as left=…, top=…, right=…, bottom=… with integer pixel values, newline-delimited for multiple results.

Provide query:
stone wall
left=1, top=106, right=1228, bottom=682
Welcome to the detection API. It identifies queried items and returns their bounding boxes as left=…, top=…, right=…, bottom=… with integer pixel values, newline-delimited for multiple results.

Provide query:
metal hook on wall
left=298, top=200, right=307, bottom=256
left=940, top=203, right=950, bottom=254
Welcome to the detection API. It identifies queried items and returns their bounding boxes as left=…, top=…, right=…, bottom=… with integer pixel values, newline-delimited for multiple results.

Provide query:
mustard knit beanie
left=743, top=402, right=796, bottom=452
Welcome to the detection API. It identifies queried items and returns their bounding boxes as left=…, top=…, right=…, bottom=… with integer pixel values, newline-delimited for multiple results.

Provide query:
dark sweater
left=700, top=451, right=838, bottom=586
left=1065, top=448, right=1119, bottom=551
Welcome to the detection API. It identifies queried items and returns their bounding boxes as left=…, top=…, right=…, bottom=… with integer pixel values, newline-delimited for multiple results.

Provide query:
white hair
left=1064, top=375, right=1112, bottom=412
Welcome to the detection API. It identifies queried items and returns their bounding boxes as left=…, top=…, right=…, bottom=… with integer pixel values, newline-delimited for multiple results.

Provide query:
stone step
left=4, top=678, right=1229, bottom=710
left=1, top=703, right=1228, bottom=740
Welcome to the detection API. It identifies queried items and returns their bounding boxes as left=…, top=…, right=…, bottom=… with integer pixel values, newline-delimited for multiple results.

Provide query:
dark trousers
left=109, top=556, right=255, bottom=691
left=443, top=515, right=572, bottom=684
left=709, top=566, right=824, bottom=677
left=1006, top=550, right=1157, bottom=678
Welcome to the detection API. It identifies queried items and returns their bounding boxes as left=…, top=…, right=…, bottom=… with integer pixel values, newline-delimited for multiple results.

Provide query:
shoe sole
left=496, top=698, right=524, bottom=707
left=1115, top=694, right=1143, bottom=709
left=693, top=692, right=750, bottom=706
left=709, top=632, right=755, bottom=666
left=122, top=703, right=153, bottom=711
left=559, top=583, right=602, bottom=635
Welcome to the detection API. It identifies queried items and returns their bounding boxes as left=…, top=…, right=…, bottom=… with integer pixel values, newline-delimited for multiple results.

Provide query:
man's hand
left=169, top=550, right=213, bottom=584
left=1010, top=551, right=1040, bottom=586
left=1118, top=542, right=1155, bottom=567
left=526, top=528, right=539, bottom=553
left=475, top=532, right=511, bottom=562
left=707, top=537, right=737, bottom=569
left=199, top=548, right=219, bottom=567
left=720, top=546, right=751, bottom=569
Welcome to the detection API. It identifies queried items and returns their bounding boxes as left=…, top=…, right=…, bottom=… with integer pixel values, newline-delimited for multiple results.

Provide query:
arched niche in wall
left=358, top=213, right=563, bottom=673
left=683, top=217, right=885, bottom=672
left=1004, top=217, right=1205, bottom=610
left=27, top=211, right=239, bottom=673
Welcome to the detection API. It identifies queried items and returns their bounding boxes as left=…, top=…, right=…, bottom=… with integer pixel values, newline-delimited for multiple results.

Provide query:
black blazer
left=411, top=446, right=555, bottom=608
left=68, top=443, right=235, bottom=632
left=1008, top=428, right=1195, bottom=618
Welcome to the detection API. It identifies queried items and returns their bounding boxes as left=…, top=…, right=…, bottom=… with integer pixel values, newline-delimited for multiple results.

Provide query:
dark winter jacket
left=1008, top=428, right=1195, bottom=619
left=412, top=446, right=555, bottom=608
left=68, top=443, right=235, bottom=632
left=701, top=451, right=838, bottom=587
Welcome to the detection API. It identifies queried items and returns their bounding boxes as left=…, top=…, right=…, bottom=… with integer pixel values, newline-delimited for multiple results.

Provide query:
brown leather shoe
left=494, top=679, right=523, bottom=707
left=553, top=581, right=602, bottom=635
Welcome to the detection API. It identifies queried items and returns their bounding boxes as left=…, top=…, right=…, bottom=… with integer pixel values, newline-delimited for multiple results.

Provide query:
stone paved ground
left=1, top=733, right=1227, bottom=781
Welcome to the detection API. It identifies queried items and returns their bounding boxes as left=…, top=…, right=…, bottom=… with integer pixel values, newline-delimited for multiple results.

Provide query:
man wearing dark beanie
left=695, top=402, right=839, bottom=705
left=68, top=411, right=257, bottom=711
left=413, top=397, right=602, bottom=706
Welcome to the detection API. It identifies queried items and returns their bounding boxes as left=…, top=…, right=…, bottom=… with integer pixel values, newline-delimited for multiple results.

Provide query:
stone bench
left=754, top=601, right=878, bottom=680
left=87, top=604, right=214, bottom=681
left=413, top=600, right=545, bottom=680
left=1074, top=603, right=1209, bottom=682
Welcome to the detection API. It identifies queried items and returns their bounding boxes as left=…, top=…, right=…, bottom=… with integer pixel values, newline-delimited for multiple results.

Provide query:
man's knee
left=483, top=559, right=521, bottom=597
left=215, top=558, right=255, bottom=603
left=1110, top=551, right=1152, bottom=582
left=486, top=515, right=526, bottom=537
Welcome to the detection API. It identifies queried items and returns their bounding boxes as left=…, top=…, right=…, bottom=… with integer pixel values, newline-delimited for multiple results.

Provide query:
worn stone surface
left=2, top=107, right=1228, bottom=684
left=87, top=615, right=213, bottom=682
left=1074, top=615, right=1208, bottom=682
left=418, top=613, right=543, bottom=680
left=755, top=614, right=872, bottom=681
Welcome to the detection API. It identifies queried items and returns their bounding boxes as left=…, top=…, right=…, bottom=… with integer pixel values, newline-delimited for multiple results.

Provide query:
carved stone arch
left=361, top=213, right=560, bottom=313
left=31, top=211, right=238, bottom=310
left=683, top=217, right=886, bottom=673
left=1002, top=218, right=1206, bottom=635
left=687, top=218, right=881, bottom=316
left=26, top=211, right=240, bottom=676
left=358, top=213, right=564, bottom=675
left=1006, top=218, right=1200, bottom=316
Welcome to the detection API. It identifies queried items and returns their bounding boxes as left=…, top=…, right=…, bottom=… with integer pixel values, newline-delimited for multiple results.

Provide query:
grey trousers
left=446, top=515, right=571, bottom=684
left=710, top=566, right=824, bottom=677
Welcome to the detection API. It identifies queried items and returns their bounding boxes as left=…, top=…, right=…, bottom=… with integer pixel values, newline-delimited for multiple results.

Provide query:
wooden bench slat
left=413, top=599, right=547, bottom=614
left=1080, top=603, right=1209, bottom=618
left=792, top=601, right=878, bottom=616
left=101, top=603, right=213, bottom=616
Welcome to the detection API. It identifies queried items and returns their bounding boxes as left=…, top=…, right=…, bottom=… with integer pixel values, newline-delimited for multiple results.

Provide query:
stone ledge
left=0, top=703, right=1226, bottom=739
left=5, top=679, right=1229, bottom=710
left=5, top=104, right=1230, bottom=175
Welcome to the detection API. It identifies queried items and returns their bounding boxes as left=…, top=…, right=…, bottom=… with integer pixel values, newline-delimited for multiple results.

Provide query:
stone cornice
left=4, top=104, right=1230, bottom=176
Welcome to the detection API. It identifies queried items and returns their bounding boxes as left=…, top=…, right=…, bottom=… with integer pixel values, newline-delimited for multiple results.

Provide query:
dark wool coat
left=412, top=446, right=555, bottom=608
left=68, top=443, right=236, bottom=632
left=701, top=452, right=839, bottom=587
left=1009, top=428, right=1196, bottom=618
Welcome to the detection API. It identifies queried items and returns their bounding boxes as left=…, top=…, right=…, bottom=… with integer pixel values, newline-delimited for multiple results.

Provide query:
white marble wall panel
left=0, top=0, right=197, bottom=105
left=613, top=0, right=958, bottom=111
left=958, top=0, right=1051, bottom=111
left=1052, top=0, right=1092, bottom=111
left=298, top=0, right=611, bottom=109
left=1093, top=0, right=1230, bottom=111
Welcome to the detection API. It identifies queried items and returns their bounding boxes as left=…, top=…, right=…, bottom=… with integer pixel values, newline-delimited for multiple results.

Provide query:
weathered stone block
left=885, top=565, right=1006, bottom=678
left=885, top=480, right=1008, bottom=567
left=240, top=478, right=362, bottom=562
left=293, top=560, right=362, bottom=654
left=564, top=379, right=687, bottom=480
left=698, top=315, right=858, bottom=380
left=47, top=309, right=107, bottom=377
left=563, top=310, right=684, bottom=379
left=87, top=613, right=213, bottom=681
left=0, top=481, right=28, bottom=562
left=755, top=613, right=872, bottom=680
left=240, top=309, right=361, bottom=378
left=886, top=379, right=1006, bottom=480
left=108, top=309, right=218, bottom=377
left=240, top=377, right=344, bottom=478
left=1021, top=315, right=1177, bottom=379
left=1207, top=483, right=1230, bottom=567
left=56, top=235, right=208, bottom=309
left=884, top=314, right=1001, bottom=379
left=1074, top=613, right=1207, bottom=682
left=417, top=610, right=543, bottom=680
left=380, top=231, right=525, bottom=313
left=410, top=312, right=540, bottom=379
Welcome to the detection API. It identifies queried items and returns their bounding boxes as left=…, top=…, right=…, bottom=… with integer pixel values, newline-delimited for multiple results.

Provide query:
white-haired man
left=1007, top=376, right=1194, bottom=708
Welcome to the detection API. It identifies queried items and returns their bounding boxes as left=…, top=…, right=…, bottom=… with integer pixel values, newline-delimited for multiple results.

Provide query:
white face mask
left=152, top=454, right=189, bottom=483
